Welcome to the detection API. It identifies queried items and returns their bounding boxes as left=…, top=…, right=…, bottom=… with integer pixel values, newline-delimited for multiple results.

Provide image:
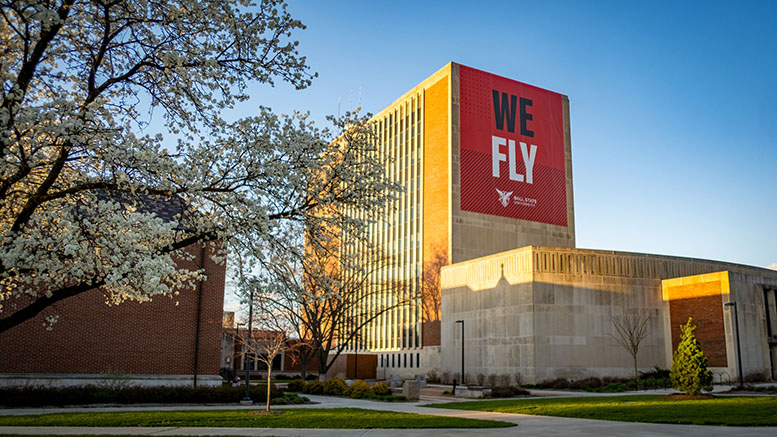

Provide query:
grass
left=0, top=408, right=513, bottom=429
left=427, top=395, right=777, bottom=426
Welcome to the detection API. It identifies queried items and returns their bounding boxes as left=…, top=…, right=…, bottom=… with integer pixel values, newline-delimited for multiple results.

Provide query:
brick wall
left=664, top=274, right=728, bottom=367
left=0, top=242, right=226, bottom=377
left=422, top=321, right=441, bottom=347
left=327, top=353, right=377, bottom=379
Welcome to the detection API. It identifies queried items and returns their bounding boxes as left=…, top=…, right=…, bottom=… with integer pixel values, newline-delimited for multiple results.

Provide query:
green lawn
left=0, top=408, right=513, bottom=429
left=428, top=395, right=777, bottom=426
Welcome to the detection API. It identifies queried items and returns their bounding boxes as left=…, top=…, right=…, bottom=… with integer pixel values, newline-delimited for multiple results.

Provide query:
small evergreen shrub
left=671, top=317, right=713, bottom=395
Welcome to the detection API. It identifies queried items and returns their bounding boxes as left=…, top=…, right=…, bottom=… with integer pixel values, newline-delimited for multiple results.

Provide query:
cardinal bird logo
left=496, top=188, right=513, bottom=207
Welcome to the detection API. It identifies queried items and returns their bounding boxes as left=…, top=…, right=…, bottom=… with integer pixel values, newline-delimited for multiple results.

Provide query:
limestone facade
left=440, top=246, right=777, bottom=383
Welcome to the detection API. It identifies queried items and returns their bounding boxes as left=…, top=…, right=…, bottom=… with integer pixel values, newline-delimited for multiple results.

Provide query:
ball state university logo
left=459, top=65, right=568, bottom=226
left=496, top=188, right=512, bottom=207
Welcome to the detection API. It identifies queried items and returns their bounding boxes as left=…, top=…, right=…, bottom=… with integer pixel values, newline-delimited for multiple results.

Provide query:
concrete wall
left=728, top=272, right=777, bottom=380
left=440, top=246, right=777, bottom=384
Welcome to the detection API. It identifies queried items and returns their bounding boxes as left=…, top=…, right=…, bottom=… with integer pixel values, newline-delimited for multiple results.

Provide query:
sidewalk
left=0, top=389, right=774, bottom=436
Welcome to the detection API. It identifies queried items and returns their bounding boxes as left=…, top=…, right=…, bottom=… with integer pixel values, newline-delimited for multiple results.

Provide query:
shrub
left=569, top=377, right=602, bottom=390
left=538, top=378, right=570, bottom=389
left=0, top=384, right=287, bottom=407
left=671, top=317, right=712, bottom=395
left=348, top=380, right=371, bottom=399
left=639, top=366, right=671, bottom=380
left=271, top=393, right=309, bottom=405
left=286, top=379, right=305, bottom=392
left=322, top=376, right=348, bottom=396
left=365, top=393, right=406, bottom=402
left=476, top=373, right=486, bottom=385
left=371, top=382, right=391, bottom=396
left=509, top=386, right=530, bottom=396
left=490, top=387, right=513, bottom=398
left=305, top=374, right=318, bottom=381
left=219, top=367, right=236, bottom=382
left=490, top=386, right=530, bottom=398
left=273, top=374, right=294, bottom=380
left=426, top=370, right=440, bottom=384
left=302, top=380, right=323, bottom=395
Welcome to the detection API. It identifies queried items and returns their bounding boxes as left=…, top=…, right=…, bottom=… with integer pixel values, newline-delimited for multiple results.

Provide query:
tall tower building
left=337, top=62, right=575, bottom=377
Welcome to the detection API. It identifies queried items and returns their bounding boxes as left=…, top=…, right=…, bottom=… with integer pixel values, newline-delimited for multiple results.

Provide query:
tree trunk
left=316, top=350, right=328, bottom=376
left=298, top=351, right=310, bottom=379
left=266, top=367, right=272, bottom=412
left=633, top=355, right=639, bottom=391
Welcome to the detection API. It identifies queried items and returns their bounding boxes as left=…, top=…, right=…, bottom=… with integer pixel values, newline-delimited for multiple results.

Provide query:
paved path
left=1, top=388, right=775, bottom=436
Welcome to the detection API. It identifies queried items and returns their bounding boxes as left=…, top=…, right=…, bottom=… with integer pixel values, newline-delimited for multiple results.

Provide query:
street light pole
left=243, top=286, right=254, bottom=402
left=455, top=320, right=464, bottom=385
left=725, top=301, right=744, bottom=387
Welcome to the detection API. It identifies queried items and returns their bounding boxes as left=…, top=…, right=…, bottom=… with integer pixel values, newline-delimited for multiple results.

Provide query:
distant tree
left=671, top=317, right=713, bottom=395
left=421, top=246, right=446, bottom=323
left=237, top=326, right=286, bottom=412
left=610, top=309, right=650, bottom=386
left=239, top=223, right=411, bottom=376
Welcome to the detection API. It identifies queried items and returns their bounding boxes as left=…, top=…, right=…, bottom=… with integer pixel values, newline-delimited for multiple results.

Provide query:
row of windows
left=341, top=93, right=424, bottom=353
left=380, top=352, right=421, bottom=369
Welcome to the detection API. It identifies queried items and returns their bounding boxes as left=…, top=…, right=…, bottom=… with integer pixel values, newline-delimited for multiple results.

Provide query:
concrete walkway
left=0, top=388, right=775, bottom=436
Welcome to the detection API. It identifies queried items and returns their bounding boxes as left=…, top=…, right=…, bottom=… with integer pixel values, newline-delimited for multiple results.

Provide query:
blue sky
left=226, top=0, right=777, bottom=270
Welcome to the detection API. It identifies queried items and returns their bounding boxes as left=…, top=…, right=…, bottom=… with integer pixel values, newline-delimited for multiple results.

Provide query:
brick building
left=0, top=197, right=227, bottom=387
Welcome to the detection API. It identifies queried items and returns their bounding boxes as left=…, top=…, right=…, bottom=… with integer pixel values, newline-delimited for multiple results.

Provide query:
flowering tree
left=0, top=0, right=388, bottom=333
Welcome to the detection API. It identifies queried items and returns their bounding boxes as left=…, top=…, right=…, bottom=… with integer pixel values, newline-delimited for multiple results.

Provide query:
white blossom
left=1, top=1, right=400, bottom=333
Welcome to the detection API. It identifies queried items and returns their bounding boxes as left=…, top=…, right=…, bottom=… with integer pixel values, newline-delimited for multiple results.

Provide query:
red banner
left=459, top=65, right=567, bottom=226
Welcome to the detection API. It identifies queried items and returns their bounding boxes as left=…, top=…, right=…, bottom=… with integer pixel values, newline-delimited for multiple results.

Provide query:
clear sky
left=225, top=0, right=777, bottom=274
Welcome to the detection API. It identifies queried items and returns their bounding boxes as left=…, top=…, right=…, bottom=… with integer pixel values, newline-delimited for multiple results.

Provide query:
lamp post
left=243, top=286, right=254, bottom=403
left=725, top=301, right=744, bottom=387
left=455, top=320, right=464, bottom=386
left=354, top=330, right=359, bottom=380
